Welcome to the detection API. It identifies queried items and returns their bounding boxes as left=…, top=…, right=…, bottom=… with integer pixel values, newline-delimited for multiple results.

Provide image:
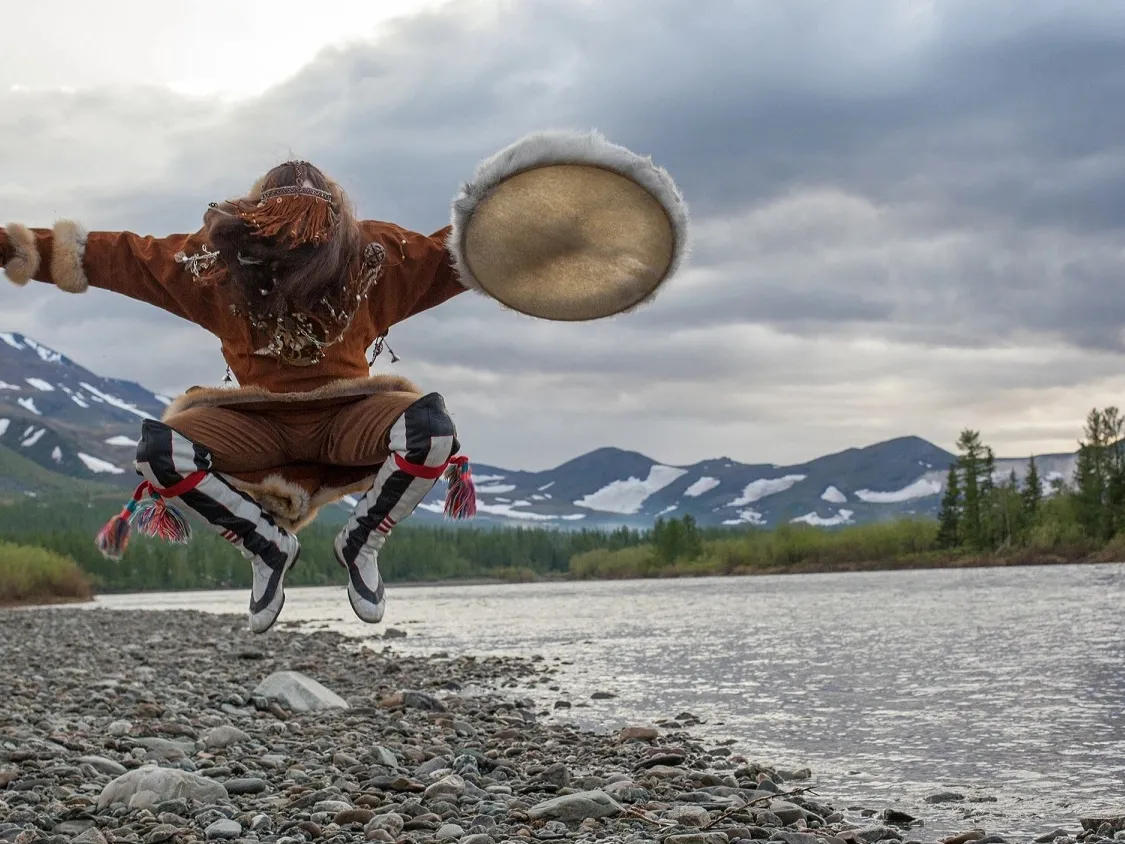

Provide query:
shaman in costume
left=0, top=130, right=688, bottom=633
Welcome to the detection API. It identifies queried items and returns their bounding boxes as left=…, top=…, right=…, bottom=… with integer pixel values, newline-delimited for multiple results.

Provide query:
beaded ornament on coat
left=175, top=161, right=388, bottom=368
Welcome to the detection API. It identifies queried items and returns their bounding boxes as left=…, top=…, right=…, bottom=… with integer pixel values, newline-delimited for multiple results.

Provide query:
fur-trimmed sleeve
left=363, top=221, right=468, bottom=331
left=1, top=222, right=221, bottom=329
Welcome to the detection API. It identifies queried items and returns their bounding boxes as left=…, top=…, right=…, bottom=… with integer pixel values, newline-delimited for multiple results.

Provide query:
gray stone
left=526, top=790, right=623, bottom=823
left=107, top=720, right=132, bottom=736
left=667, top=805, right=711, bottom=827
left=369, top=746, right=398, bottom=768
left=436, top=824, right=465, bottom=841
left=774, top=833, right=820, bottom=844
left=203, top=819, right=241, bottom=841
left=201, top=726, right=251, bottom=749
left=251, top=670, right=349, bottom=712
left=72, top=830, right=108, bottom=844
left=224, top=777, right=268, bottom=795
left=460, top=836, right=494, bottom=844
left=52, top=821, right=96, bottom=837
left=663, top=835, right=728, bottom=844
left=925, top=791, right=965, bottom=804
left=425, top=774, right=467, bottom=801
left=768, top=800, right=806, bottom=825
left=97, top=765, right=228, bottom=810
left=76, top=756, right=127, bottom=776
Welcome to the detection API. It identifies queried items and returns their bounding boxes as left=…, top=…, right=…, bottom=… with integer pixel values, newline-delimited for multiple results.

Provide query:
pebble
left=0, top=607, right=1088, bottom=844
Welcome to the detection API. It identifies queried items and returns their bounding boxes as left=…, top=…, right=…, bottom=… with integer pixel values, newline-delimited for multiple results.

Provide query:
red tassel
left=95, top=482, right=151, bottom=560
left=94, top=477, right=196, bottom=559
left=443, top=456, right=477, bottom=520
left=134, top=498, right=192, bottom=544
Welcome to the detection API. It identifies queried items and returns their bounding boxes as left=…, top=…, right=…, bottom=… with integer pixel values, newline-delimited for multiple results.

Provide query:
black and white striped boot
left=334, top=392, right=471, bottom=623
left=132, top=419, right=301, bottom=634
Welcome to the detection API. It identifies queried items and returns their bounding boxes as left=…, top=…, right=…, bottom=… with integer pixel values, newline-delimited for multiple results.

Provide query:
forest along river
left=89, top=564, right=1125, bottom=839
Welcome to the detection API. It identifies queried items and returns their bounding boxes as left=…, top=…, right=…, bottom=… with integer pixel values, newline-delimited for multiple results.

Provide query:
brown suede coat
left=0, top=219, right=464, bottom=397
left=0, top=218, right=467, bottom=528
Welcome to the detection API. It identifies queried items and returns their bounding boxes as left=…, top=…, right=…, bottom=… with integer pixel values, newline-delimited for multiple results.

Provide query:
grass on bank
left=568, top=516, right=1119, bottom=579
left=0, top=541, right=93, bottom=605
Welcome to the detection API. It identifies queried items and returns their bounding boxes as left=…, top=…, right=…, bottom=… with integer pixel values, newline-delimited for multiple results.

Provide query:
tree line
left=3, top=405, right=1123, bottom=595
left=935, top=406, right=1125, bottom=556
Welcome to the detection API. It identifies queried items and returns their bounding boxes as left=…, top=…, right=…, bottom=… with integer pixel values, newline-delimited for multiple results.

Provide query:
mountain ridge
left=0, top=332, right=1079, bottom=529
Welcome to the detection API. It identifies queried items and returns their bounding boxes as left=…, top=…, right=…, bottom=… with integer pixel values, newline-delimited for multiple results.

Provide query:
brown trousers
left=164, top=391, right=421, bottom=476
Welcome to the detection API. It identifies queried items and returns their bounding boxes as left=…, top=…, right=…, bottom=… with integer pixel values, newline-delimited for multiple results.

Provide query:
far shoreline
left=5, top=554, right=1122, bottom=609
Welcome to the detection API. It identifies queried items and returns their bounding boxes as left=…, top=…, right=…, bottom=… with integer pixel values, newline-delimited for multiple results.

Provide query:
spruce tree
left=956, top=429, right=986, bottom=550
left=1022, top=455, right=1042, bottom=519
left=936, top=462, right=961, bottom=549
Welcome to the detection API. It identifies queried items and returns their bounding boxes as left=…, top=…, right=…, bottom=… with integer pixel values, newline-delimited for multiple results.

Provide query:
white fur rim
left=447, top=129, right=691, bottom=298
left=51, top=220, right=89, bottom=293
left=3, top=223, right=40, bottom=286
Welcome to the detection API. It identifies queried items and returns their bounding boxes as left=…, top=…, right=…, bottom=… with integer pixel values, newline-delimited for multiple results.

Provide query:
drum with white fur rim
left=447, top=130, right=690, bottom=322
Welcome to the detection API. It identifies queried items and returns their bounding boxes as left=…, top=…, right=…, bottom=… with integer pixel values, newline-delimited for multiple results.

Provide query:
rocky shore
left=0, top=608, right=1116, bottom=844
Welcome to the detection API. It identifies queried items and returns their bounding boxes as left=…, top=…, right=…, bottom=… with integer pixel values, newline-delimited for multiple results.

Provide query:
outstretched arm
left=363, top=221, right=468, bottom=329
left=1, top=221, right=221, bottom=329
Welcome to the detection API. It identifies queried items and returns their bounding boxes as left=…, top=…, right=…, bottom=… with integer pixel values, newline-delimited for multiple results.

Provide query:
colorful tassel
left=133, top=498, right=193, bottom=544
left=94, top=479, right=195, bottom=560
left=443, top=456, right=477, bottom=520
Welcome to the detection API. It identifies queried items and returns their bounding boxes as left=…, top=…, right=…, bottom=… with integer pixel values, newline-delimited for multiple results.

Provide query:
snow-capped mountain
left=0, top=333, right=171, bottom=491
left=0, top=332, right=1080, bottom=527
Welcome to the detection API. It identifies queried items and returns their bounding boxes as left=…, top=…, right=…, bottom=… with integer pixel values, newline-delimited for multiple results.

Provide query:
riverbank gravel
left=0, top=609, right=1114, bottom=844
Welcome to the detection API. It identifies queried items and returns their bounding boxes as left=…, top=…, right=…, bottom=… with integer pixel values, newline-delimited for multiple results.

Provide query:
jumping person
left=1, top=129, right=689, bottom=633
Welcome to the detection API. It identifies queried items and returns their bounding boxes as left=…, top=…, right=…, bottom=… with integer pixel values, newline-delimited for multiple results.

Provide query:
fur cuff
left=447, top=129, right=691, bottom=296
left=3, top=223, right=39, bottom=286
left=51, top=220, right=89, bottom=293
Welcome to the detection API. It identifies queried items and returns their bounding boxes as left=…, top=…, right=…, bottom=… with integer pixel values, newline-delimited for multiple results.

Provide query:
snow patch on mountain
left=0, top=382, right=18, bottom=390
left=21, top=428, right=45, bottom=447
left=729, top=474, right=806, bottom=506
left=792, top=509, right=855, bottom=526
left=476, top=483, right=517, bottom=494
left=723, top=508, right=765, bottom=526
left=105, top=435, right=137, bottom=446
left=855, top=478, right=942, bottom=503
left=25, top=378, right=54, bottom=392
left=0, top=419, right=8, bottom=436
left=472, top=474, right=506, bottom=483
left=683, top=476, right=720, bottom=497
left=0, top=333, right=25, bottom=350
left=821, top=485, right=848, bottom=504
left=77, top=453, right=124, bottom=474
left=575, top=464, right=688, bottom=514
left=23, top=338, right=64, bottom=364
left=17, top=397, right=40, bottom=415
left=51, top=446, right=62, bottom=463
left=79, top=382, right=154, bottom=420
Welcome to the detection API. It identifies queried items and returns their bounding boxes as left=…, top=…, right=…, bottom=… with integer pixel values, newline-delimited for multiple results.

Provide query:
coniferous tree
left=936, top=462, right=961, bottom=549
left=956, top=429, right=987, bottom=550
left=1022, top=455, right=1042, bottom=518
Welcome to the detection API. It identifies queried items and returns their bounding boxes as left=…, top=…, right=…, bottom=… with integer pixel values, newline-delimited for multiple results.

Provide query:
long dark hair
left=201, top=161, right=365, bottom=321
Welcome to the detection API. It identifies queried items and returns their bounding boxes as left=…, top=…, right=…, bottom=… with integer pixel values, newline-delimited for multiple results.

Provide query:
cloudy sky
left=2, top=0, right=1124, bottom=470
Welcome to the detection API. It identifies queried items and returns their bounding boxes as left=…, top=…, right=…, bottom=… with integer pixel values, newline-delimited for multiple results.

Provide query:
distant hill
left=0, top=332, right=1079, bottom=528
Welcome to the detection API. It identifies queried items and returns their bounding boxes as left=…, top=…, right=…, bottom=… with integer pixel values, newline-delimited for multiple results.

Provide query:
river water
left=86, top=564, right=1125, bottom=839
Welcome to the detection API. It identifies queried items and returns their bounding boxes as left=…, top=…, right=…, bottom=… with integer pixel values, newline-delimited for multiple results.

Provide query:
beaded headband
left=237, top=160, right=339, bottom=246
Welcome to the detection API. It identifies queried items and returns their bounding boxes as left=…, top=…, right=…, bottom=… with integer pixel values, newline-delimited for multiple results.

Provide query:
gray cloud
left=2, top=0, right=1125, bottom=468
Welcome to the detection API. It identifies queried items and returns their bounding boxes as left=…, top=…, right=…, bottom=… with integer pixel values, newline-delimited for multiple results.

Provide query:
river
left=84, top=563, right=1125, bottom=839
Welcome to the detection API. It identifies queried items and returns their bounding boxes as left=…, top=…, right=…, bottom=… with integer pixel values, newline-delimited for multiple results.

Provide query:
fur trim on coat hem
left=3, top=223, right=39, bottom=286
left=161, top=373, right=422, bottom=419
left=51, top=220, right=89, bottom=293
left=224, top=472, right=376, bottom=533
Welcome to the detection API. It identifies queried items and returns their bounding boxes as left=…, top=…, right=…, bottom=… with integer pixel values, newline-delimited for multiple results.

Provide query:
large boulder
left=97, top=766, right=228, bottom=810
left=252, top=670, right=348, bottom=712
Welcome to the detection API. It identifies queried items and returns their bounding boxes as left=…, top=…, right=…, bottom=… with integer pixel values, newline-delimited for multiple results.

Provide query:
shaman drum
left=447, top=130, right=690, bottom=322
